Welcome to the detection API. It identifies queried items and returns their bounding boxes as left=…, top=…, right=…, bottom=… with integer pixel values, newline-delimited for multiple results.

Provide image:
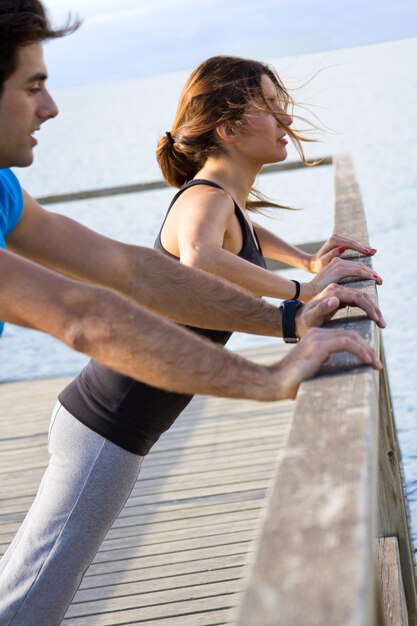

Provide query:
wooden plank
left=90, top=609, right=232, bottom=626
left=63, top=603, right=235, bottom=626
left=377, top=348, right=417, bottom=625
left=79, top=553, right=248, bottom=591
left=79, top=545, right=253, bottom=588
left=377, top=537, right=408, bottom=626
left=90, top=529, right=256, bottom=566
left=93, top=519, right=258, bottom=553
left=72, top=566, right=244, bottom=604
left=65, top=579, right=242, bottom=619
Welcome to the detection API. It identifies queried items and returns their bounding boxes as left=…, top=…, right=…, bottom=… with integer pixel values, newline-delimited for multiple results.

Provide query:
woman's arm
left=253, top=222, right=377, bottom=273
left=174, top=187, right=381, bottom=301
left=252, top=222, right=311, bottom=270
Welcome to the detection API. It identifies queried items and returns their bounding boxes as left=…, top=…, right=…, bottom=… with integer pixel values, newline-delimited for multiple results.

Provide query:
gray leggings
left=0, top=403, right=143, bottom=626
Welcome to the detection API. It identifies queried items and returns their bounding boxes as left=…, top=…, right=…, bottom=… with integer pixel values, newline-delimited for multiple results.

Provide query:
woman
left=0, top=56, right=382, bottom=625
left=155, top=55, right=380, bottom=302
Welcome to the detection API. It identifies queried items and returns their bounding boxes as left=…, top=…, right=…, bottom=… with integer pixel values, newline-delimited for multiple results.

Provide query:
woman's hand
left=308, top=234, right=377, bottom=273
left=302, top=256, right=382, bottom=300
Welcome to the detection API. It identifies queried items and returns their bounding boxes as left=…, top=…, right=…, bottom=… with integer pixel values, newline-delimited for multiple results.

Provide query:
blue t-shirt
left=0, top=168, right=24, bottom=334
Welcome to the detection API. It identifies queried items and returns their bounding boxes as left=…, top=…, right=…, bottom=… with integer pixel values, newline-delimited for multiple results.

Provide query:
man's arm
left=0, top=249, right=381, bottom=401
left=7, top=192, right=385, bottom=335
left=7, top=192, right=285, bottom=336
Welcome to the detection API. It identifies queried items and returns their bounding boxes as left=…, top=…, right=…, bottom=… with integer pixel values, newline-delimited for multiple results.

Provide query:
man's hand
left=295, top=283, right=386, bottom=338
left=270, top=326, right=383, bottom=399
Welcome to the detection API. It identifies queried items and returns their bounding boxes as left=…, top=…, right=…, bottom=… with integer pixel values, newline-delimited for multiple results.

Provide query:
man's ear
left=215, top=122, right=239, bottom=144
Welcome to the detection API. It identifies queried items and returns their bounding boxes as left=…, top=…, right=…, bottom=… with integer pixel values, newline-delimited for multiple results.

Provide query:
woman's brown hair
left=156, top=55, right=317, bottom=210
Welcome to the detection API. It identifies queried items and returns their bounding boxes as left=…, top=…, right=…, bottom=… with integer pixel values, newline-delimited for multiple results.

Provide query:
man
left=0, top=2, right=383, bottom=623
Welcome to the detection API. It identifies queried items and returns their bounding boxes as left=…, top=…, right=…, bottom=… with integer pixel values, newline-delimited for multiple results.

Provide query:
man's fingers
left=327, top=330, right=382, bottom=369
left=321, top=285, right=386, bottom=328
left=297, top=284, right=387, bottom=337
left=276, top=327, right=382, bottom=399
left=305, top=327, right=382, bottom=369
left=299, top=296, right=339, bottom=332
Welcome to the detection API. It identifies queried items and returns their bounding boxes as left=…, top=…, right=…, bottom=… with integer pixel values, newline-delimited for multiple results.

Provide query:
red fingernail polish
left=338, top=246, right=346, bottom=253
left=373, top=275, right=379, bottom=279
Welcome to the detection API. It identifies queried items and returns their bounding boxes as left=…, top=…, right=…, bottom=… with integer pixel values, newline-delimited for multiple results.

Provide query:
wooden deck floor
left=0, top=344, right=293, bottom=626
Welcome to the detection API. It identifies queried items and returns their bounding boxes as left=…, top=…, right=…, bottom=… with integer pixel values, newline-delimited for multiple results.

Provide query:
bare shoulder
left=174, top=183, right=235, bottom=218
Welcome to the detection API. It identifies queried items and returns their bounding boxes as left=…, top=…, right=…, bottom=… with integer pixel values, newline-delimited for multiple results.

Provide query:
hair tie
left=165, top=131, right=175, bottom=145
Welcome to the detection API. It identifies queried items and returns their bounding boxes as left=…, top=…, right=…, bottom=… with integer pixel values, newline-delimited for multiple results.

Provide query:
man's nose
left=38, top=90, right=59, bottom=121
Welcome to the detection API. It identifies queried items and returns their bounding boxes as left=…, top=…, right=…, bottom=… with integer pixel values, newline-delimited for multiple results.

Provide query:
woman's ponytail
left=156, top=132, right=201, bottom=188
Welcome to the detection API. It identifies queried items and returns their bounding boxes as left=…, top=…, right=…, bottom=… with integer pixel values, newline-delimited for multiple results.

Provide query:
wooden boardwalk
left=0, top=343, right=293, bottom=626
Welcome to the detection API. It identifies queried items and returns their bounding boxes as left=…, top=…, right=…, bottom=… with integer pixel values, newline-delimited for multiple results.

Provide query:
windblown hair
left=156, top=55, right=318, bottom=211
left=0, top=0, right=80, bottom=95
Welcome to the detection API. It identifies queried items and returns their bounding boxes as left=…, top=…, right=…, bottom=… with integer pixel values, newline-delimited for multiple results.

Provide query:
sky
left=43, top=0, right=417, bottom=87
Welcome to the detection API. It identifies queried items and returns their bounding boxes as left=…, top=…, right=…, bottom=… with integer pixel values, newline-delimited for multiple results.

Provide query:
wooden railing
left=234, top=153, right=417, bottom=626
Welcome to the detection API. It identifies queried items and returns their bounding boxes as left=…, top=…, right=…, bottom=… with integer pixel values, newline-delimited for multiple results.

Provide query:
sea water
left=2, top=38, right=417, bottom=541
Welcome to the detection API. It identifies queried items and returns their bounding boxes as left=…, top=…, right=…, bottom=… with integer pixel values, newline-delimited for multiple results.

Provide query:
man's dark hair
left=0, top=0, right=80, bottom=94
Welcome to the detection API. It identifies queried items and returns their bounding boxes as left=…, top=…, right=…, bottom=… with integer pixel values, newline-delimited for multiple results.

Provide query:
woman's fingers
left=320, top=234, right=377, bottom=257
left=334, top=258, right=382, bottom=284
left=312, top=257, right=383, bottom=291
left=312, top=236, right=377, bottom=272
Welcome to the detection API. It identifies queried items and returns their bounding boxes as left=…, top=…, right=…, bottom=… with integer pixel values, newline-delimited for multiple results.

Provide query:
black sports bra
left=154, top=179, right=267, bottom=269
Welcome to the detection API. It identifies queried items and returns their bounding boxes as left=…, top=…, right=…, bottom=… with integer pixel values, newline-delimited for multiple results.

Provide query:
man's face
left=0, top=42, right=58, bottom=168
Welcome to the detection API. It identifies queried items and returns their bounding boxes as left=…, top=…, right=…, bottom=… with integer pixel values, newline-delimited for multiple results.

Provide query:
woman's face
left=238, top=73, right=292, bottom=166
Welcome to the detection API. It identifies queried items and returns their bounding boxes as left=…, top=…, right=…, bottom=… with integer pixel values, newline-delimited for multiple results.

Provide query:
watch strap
left=281, top=299, right=303, bottom=343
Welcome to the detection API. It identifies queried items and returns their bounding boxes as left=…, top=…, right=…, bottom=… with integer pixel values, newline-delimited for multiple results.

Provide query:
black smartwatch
left=280, top=299, right=304, bottom=344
